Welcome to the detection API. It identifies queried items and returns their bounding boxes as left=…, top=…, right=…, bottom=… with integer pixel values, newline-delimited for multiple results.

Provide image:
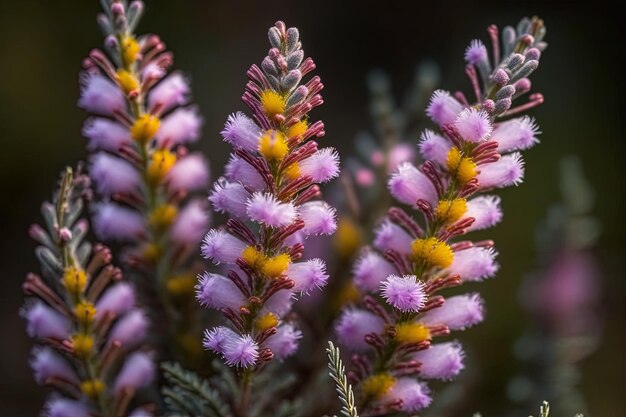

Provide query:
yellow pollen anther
left=72, top=334, right=94, bottom=358
left=255, top=313, right=279, bottom=331
left=142, top=243, right=162, bottom=262
left=362, top=373, right=396, bottom=398
left=334, top=217, right=363, bottom=259
left=130, top=114, right=161, bottom=144
left=81, top=379, right=105, bottom=398
left=166, top=275, right=196, bottom=296
left=283, top=163, right=301, bottom=180
left=147, top=149, right=177, bottom=183
left=287, top=120, right=308, bottom=139
left=149, top=204, right=178, bottom=230
left=260, top=90, right=286, bottom=116
left=435, top=198, right=468, bottom=224
left=121, top=35, right=141, bottom=67
left=74, top=301, right=97, bottom=326
left=116, top=69, right=139, bottom=94
left=63, top=267, right=87, bottom=296
left=446, top=147, right=477, bottom=185
left=241, top=246, right=265, bottom=268
left=395, top=322, right=431, bottom=344
left=412, top=237, right=454, bottom=269
left=333, top=282, right=361, bottom=310
left=259, top=130, right=289, bottom=161
left=262, top=253, right=291, bottom=278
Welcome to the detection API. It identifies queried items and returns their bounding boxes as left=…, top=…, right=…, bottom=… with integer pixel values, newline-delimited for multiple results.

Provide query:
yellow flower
left=130, top=114, right=161, bottom=144
left=287, top=120, right=308, bottom=138
left=166, top=275, right=196, bottom=296
left=333, top=217, right=363, bottom=259
left=262, top=253, right=291, bottom=278
left=411, top=237, right=454, bottom=269
left=64, top=266, right=87, bottom=296
left=283, top=163, right=300, bottom=180
left=241, top=246, right=265, bottom=268
left=81, top=379, right=105, bottom=398
left=147, top=149, right=176, bottom=183
left=260, top=90, right=286, bottom=116
left=255, top=313, right=279, bottom=331
left=446, top=147, right=477, bottom=185
left=121, top=35, right=140, bottom=67
left=116, top=69, right=139, bottom=94
left=435, top=198, right=468, bottom=224
left=259, top=130, right=289, bottom=161
left=74, top=301, right=96, bottom=326
left=395, top=322, right=431, bottom=344
left=362, top=373, right=396, bottom=398
left=72, top=334, right=94, bottom=358
left=149, top=204, right=178, bottom=230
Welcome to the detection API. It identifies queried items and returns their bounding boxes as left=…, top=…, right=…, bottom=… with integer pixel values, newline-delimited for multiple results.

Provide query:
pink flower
left=92, top=203, right=145, bottom=241
left=454, top=108, right=493, bottom=143
left=45, top=398, right=89, bottom=417
left=82, top=118, right=131, bottom=152
left=477, top=152, right=525, bottom=189
left=90, top=152, right=141, bottom=196
left=209, top=332, right=259, bottom=368
left=95, top=282, right=136, bottom=320
left=287, top=258, right=328, bottom=294
left=380, top=274, right=427, bottom=312
left=221, top=112, right=261, bottom=151
left=262, top=289, right=295, bottom=316
left=78, top=73, right=125, bottom=116
left=413, top=342, right=465, bottom=380
left=493, top=116, right=540, bottom=152
left=155, top=106, right=203, bottom=147
left=381, top=378, right=432, bottom=412
left=335, top=309, right=385, bottom=351
left=109, top=310, right=149, bottom=348
left=298, top=201, right=337, bottom=236
left=209, top=179, right=250, bottom=220
left=247, top=192, right=297, bottom=227
left=299, top=148, right=340, bottom=182
left=374, top=220, right=413, bottom=255
left=353, top=250, right=396, bottom=293
left=465, top=195, right=503, bottom=231
left=419, top=130, right=452, bottom=166
left=148, top=72, right=190, bottom=113
left=31, top=347, right=78, bottom=385
left=388, top=162, right=438, bottom=207
left=113, top=352, right=155, bottom=395
left=421, top=293, right=485, bottom=330
left=388, top=143, right=416, bottom=172
left=170, top=199, right=210, bottom=245
left=263, top=323, right=302, bottom=359
left=225, top=156, right=265, bottom=191
left=166, top=153, right=210, bottom=192
left=448, top=247, right=499, bottom=282
left=464, top=39, right=488, bottom=65
left=195, top=272, right=246, bottom=311
left=426, top=90, right=463, bottom=126
left=201, top=229, right=246, bottom=264
left=23, top=302, right=70, bottom=340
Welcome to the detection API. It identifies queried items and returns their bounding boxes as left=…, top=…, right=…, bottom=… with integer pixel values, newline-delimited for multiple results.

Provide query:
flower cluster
left=198, top=21, right=338, bottom=373
left=22, top=167, right=155, bottom=417
left=78, top=0, right=210, bottom=356
left=335, top=16, right=547, bottom=414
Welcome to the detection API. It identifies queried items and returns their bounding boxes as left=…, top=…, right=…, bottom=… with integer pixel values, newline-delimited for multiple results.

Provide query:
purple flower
left=388, top=162, right=438, bottom=207
left=262, top=289, right=295, bottom=316
left=201, top=230, right=246, bottom=264
left=166, top=153, right=210, bottom=192
left=155, top=106, right=203, bottom=147
left=421, top=293, right=485, bottom=330
left=196, top=272, right=246, bottom=311
left=45, top=398, right=90, bottom=417
left=147, top=72, right=190, bottom=113
left=23, top=302, right=70, bottom=340
left=465, top=195, right=503, bottom=231
left=247, top=192, right=297, bottom=227
left=374, top=220, right=413, bottom=255
left=113, top=352, right=155, bottom=395
left=263, top=323, right=302, bottom=359
left=223, top=334, right=259, bottom=367
left=78, top=73, right=125, bottom=116
left=225, top=156, right=265, bottom=191
left=90, top=152, right=141, bottom=196
left=426, top=90, right=463, bottom=126
left=203, top=326, right=237, bottom=353
left=455, top=108, right=493, bottom=143
left=221, top=112, right=261, bottom=151
left=31, top=347, right=78, bottom=385
left=92, top=203, right=145, bottom=241
left=209, top=179, right=250, bottom=220
left=464, top=39, right=488, bottom=65
left=413, top=342, right=465, bottom=380
left=287, top=258, right=328, bottom=294
left=419, top=130, right=452, bottom=166
left=388, top=143, right=416, bottom=172
left=493, top=116, right=540, bottom=152
left=382, top=378, right=432, bottom=412
left=335, top=309, right=385, bottom=351
left=353, top=250, right=396, bottom=293
left=298, top=201, right=337, bottom=236
left=82, top=118, right=131, bottom=152
left=95, top=282, right=136, bottom=320
left=170, top=199, right=210, bottom=245
left=299, top=148, right=340, bottom=182
left=448, top=247, right=499, bottom=281
left=477, top=152, right=525, bottom=189
left=380, top=275, right=427, bottom=312
left=109, top=310, right=149, bottom=348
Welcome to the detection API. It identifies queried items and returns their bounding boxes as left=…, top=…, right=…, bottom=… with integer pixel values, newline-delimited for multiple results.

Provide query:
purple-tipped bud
left=335, top=309, right=385, bottom=351
left=281, top=69, right=302, bottom=91
left=482, top=99, right=495, bottom=113
left=113, top=352, right=155, bottom=395
left=506, top=53, right=525, bottom=71
left=413, top=342, right=465, bottom=380
left=166, top=153, right=210, bottom=192
left=465, top=195, right=503, bottom=231
left=247, top=192, right=297, bottom=227
left=221, top=112, right=261, bottom=151
left=90, top=152, right=141, bottom=196
left=45, top=398, right=90, bottom=417
left=388, top=143, right=416, bottom=172
left=477, top=152, right=525, bottom=189
left=298, top=201, right=337, bottom=236
left=82, top=118, right=132, bottom=152
left=380, top=274, right=427, bottom=312
left=155, top=107, right=203, bottom=146
left=148, top=72, right=190, bottom=113
left=495, top=85, right=516, bottom=100
left=195, top=272, right=246, bottom=311
left=491, top=68, right=510, bottom=86
left=492, top=116, right=540, bottom=152
left=287, top=258, right=328, bottom=294
left=464, top=39, right=488, bottom=65
left=353, top=250, right=396, bottom=293
left=170, top=199, right=210, bottom=245
left=454, top=108, right=493, bottom=143
left=426, top=90, right=463, bottom=126
left=263, top=323, right=302, bottom=359
left=109, top=310, right=148, bottom=347
left=225, top=156, right=265, bottom=191
left=525, top=47, right=541, bottom=61
left=514, top=78, right=532, bottom=96
left=421, top=293, right=485, bottom=330
left=381, top=378, right=432, bottom=412
left=419, top=130, right=452, bottom=166
left=299, top=148, right=340, bottom=183
left=388, top=162, right=438, bottom=207
left=23, top=302, right=70, bottom=340
left=494, top=98, right=512, bottom=115
left=209, top=179, right=250, bottom=220
left=95, top=282, right=136, bottom=320
left=374, top=220, right=413, bottom=256
left=31, top=347, right=79, bottom=385
left=93, top=203, right=144, bottom=241
left=448, top=247, right=499, bottom=282
left=78, top=73, right=125, bottom=116
left=201, top=229, right=247, bottom=264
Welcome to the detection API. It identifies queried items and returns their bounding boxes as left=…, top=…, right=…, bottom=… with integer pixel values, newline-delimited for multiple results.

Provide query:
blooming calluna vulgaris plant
left=23, top=167, right=155, bottom=417
left=196, top=20, right=338, bottom=413
left=333, top=16, right=547, bottom=415
left=78, top=0, right=210, bottom=359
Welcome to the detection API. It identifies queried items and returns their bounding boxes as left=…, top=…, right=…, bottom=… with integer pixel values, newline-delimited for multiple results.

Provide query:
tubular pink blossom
left=419, top=130, right=452, bottom=166
left=388, top=162, right=438, bottom=207
left=492, top=116, right=540, bottom=152
left=298, top=201, right=337, bottom=236
left=426, top=90, right=463, bottom=126
left=247, top=192, right=297, bottom=227
left=92, top=203, right=145, bottom=241
left=413, top=342, right=465, bottom=380
left=263, top=323, right=302, bottom=359
left=195, top=272, right=246, bottom=311
left=109, top=310, right=149, bottom=348
left=155, top=106, right=203, bottom=147
left=45, top=398, right=90, bottom=417
left=113, top=352, right=155, bottom=395
left=381, top=377, right=432, bottom=412
left=225, top=156, right=265, bottom=191
left=166, top=153, right=210, bottom=192
left=201, top=229, right=247, bottom=264
left=465, top=195, right=503, bottom=231
left=78, top=73, right=125, bottom=116
left=262, top=289, right=295, bottom=316
left=147, top=72, right=190, bottom=113
left=221, top=112, right=261, bottom=151
left=477, top=152, right=525, bottom=189
left=421, top=293, right=485, bottom=330
left=31, top=347, right=79, bottom=385
left=209, top=179, right=250, bottom=220
left=454, top=108, right=493, bottom=143
left=380, top=274, right=427, bottom=312
left=374, top=220, right=413, bottom=255
left=464, top=39, right=488, bottom=65
left=170, top=199, right=210, bottom=245
left=287, top=258, right=328, bottom=294
left=82, top=118, right=131, bottom=152
left=223, top=334, right=259, bottom=367
left=23, top=302, right=70, bottom=340
left=388, top=143, right=416, bottom=172
left=299, top=148, right=340, bottom=182
left=203, top=326, right=238, bottom=354
left=90, top=152, right=141, bottom=196
left=448, top=247, right=499, bottom=281
left=95, top=282, right=136, bottom=320
left=353, top=250, right=396, bottom=293
left=335, top=309, right=385, bottom=351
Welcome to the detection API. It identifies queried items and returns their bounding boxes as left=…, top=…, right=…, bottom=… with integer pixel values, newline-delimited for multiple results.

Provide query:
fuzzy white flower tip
left=246, top=192, right=297, bottom=227
left=455, top=108, right=493, bottom=143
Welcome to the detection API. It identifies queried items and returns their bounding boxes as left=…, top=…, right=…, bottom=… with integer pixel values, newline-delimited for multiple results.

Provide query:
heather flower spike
left=198, top=20, right=336, bottom=411
left=79, top=0, right=210, bottom=358
left=334, top=17, right=547, bottom=415
left=22, top=167, right=155, bottom=417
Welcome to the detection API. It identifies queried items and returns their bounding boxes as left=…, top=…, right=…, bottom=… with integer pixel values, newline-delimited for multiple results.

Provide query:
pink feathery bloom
left=299, top=148, right=340, bottom=182
left=170, top=199, right=210, bottom=245
left=109, top=310, right=149, bottom=348
left=95, top=282, right=136, bottom=320
left=413, top=342, right=465, bottom=380
left=142, top=61, right=167, bottom=82
left=426, top=90, right=463, bottom=126
left=335, top=309, right=385, bottom=351
left=195, top=272, right=246, bottom=311
left=353, top=250, right=396, bottom=293
left=287, top=258, right=329, bottom=294
left=166, top=153, right=210, bottom=192
left=388, top=162, right=439, bottom=207
left=209, top=179, right=250, bottom=220
left=23, top=302, right=70, bottom=340
left=203, top=326, right=237, bottom=353
left=388, top=143, right=416, bottom=172
left=113, top=352, right=155, bottom=395
left=380, top=274, right=427, bottom=312
left=355, top=168, right=375, bottom=187
left=82, top=118, right=131, bottom=152
left=78, top=73, right=125, bottom=116
left=448, top=247, right=499, bottom=281
left=454, top=108, right=493, bottom=143
left=381, top=378, right=432, bottom=412
left=465, top=195, right=503, bottom=231
left=492, top=116, right=540, bottom=152
left=419, top=130, right=452, bottom=166
left=221, top=112, right=261, bottom=151
left=374, top=220, right=413, bottom=255
left=31, top=347, right=78, bottom=385
left=261, top=289, right=295, bottom=316
left=246, top=192, right=298, bottom=227
left=263, top=323, right=302, bottom=359
left=477, top=152, right=525, bottom=189
left=223, top=334, right=259, bottom=367
left=89, top=152, right=141, bottom=196
left=155, top=106, right=203, bottom=147
left=225, top=156, right=265, bottom=191
left=298, top=201, right=337, bottom=236
left=421, top=293, right=485, bottom=330
left=464, top=39, right=488, bottom=65
left=45, top=398, right=90, bottom=417
left=147, top=72, right=190, bottom=113
left=201, top=230, right=246, bottom=264
left=92, top=203, right=145, bottom=241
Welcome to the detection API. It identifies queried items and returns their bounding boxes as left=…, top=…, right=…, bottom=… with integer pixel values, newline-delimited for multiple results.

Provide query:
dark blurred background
left=0, top=0, right=623, bottom=415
